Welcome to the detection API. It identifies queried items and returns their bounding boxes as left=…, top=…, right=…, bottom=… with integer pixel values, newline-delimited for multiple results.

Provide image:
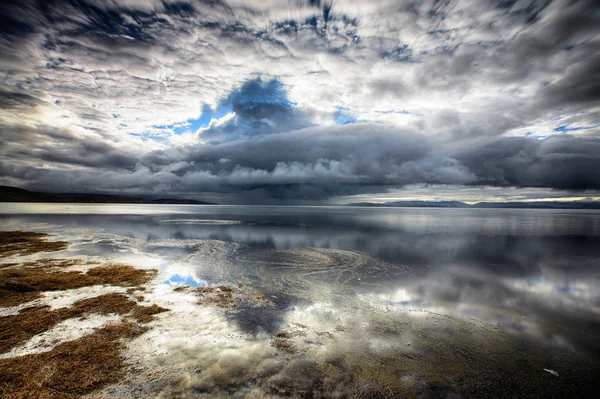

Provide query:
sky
left=0, top=0, right=599, bottom=204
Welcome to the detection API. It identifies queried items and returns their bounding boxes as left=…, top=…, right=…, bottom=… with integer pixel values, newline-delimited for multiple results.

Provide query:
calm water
left=2, top=203, right=599, bottom=361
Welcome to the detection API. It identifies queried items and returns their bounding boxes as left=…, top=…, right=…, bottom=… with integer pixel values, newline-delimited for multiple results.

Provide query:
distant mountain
left=347, top=200, right=469, bottom=208
left=384, top=200, right=470, bottom=208
left=0, top=186, right=216, bottom=205
left=349, top=200, right=600, bottom=209
left=471, top=201, right=600, bottom=209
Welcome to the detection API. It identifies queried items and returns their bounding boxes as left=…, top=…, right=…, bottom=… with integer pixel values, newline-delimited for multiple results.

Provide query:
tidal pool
left=1, top=203, right=599, bottom=397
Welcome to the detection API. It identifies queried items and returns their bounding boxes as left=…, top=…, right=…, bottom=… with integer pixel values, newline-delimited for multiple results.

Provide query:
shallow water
left=2, top=203, right=600, bottom=397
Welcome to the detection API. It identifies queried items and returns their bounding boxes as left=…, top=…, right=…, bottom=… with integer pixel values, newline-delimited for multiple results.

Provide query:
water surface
left=2, top=203, right=599, bottom=396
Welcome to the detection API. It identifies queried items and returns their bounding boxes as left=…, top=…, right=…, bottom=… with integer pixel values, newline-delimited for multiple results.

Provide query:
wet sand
left=0, top=231, right=598, bottom=398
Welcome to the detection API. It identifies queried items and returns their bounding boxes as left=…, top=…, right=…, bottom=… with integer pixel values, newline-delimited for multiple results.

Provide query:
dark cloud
left=0, top=91, right=41, bottom=109
left=536, top=54, right=600, bottom=109
left=456, top=135, right=600, bottom=190
left=3, top=113, right=600, bottom=202
left=199, top=77, right=313, bottom=141
left=0, top=122, right=137, bottom=170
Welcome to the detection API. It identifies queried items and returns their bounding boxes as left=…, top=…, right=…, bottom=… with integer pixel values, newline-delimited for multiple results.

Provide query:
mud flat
left=1, top=231, right=598, bottom=398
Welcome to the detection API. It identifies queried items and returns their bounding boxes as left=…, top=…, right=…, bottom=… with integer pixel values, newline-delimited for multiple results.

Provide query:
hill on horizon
left=0, top=185, right=216, bottom=205
left=348, top=199, right=600, bottom=210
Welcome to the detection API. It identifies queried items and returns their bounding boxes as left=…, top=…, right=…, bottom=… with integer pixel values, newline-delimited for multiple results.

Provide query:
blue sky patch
left=151, top=77, right=300, bottom=139
left=335, top=107, right=356, bottom=124
left=554, top=124, right=600, bottom=133
left=152, top=103, right=234, bottom=135
left=526, top=132, right=547, bottom=139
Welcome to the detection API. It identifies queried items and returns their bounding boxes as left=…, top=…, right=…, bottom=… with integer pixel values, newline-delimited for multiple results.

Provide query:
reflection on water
left=1, top=204, right=600, bottom=396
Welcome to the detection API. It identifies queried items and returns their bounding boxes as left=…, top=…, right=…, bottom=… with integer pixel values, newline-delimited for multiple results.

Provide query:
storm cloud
left=0, top=0, right=599, bottom=203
